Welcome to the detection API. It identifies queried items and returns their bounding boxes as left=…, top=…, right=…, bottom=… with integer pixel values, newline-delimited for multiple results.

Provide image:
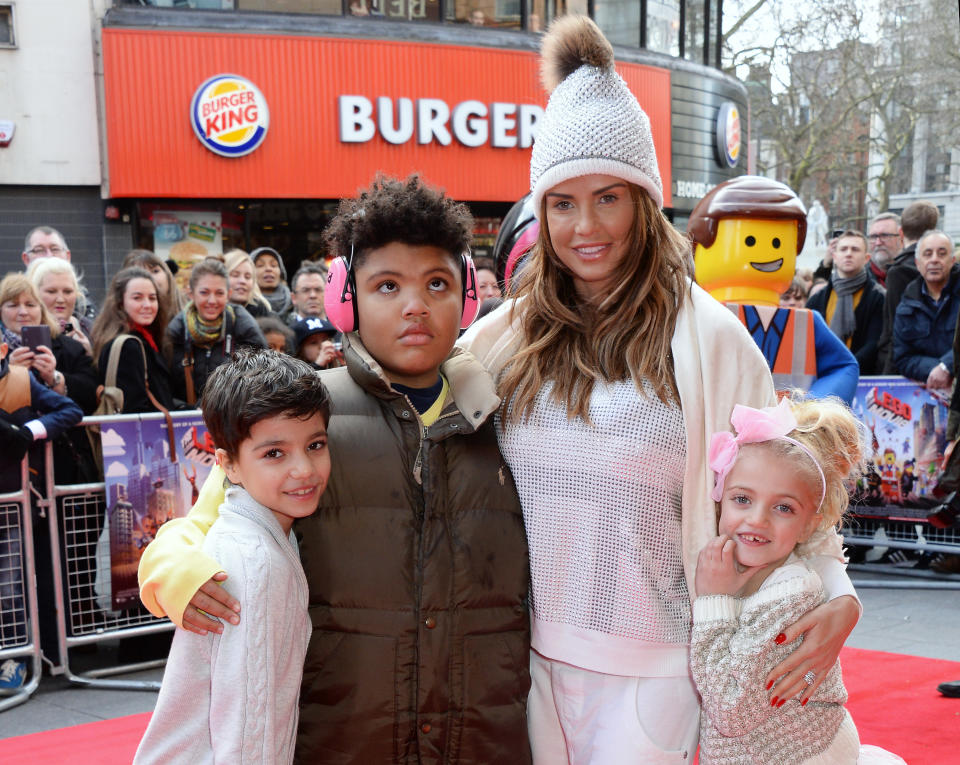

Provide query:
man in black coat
left=806, top=230, right=886, bottom=374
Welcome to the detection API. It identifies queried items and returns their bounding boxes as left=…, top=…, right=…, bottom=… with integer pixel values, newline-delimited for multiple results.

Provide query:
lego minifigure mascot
left=689, top=176, right=858, bottom=403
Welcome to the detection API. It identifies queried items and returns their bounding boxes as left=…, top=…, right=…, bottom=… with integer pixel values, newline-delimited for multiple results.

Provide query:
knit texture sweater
left=690, top=556, right=855, bottom=765
left=134, top=487, right=310, bottom=765
left=498, top=377, right=690, bottom=676
left=458, top=283, right=857, bottom=673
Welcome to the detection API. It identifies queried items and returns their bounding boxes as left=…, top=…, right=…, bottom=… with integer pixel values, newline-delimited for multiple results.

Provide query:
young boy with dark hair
left=138, top=176, right=531, bottom=764
left=134, top=349, right=331, bottom=764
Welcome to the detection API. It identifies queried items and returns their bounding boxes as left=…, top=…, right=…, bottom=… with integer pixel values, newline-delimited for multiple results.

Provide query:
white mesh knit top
left=498, top=377, right=691, bottom=677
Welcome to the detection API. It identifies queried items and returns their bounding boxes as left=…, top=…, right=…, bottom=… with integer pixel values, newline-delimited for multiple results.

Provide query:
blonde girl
left=692, top=397, right=904, bottom=764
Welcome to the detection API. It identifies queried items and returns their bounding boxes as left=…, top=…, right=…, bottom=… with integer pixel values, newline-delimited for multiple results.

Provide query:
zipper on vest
left=413, top=424, right=427, bottom=485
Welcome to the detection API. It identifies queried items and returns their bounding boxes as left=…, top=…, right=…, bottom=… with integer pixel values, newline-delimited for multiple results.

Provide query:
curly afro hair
left=324, top=175, right=474, bottom=268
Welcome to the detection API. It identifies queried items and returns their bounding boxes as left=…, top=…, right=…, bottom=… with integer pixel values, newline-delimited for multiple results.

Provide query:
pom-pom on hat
left=530, top=16, right=663, bottom=217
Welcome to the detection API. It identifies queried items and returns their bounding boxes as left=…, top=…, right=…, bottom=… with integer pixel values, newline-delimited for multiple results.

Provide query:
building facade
left=1, top=1, right=748, bottom=298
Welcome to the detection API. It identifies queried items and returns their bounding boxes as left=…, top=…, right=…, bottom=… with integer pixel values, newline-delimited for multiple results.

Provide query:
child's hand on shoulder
left=695, top=535, right=760, bottom=597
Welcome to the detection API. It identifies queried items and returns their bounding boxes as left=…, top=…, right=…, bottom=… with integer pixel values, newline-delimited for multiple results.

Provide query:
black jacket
left=166, top=305, right=266, bottom=406
left=97, top=332, right=174, bottom=414
left=50, top=333, right=100, bottom=484
left=879, top=244, right=919, bottom=373
left=806, top=274, right=886, bottom=374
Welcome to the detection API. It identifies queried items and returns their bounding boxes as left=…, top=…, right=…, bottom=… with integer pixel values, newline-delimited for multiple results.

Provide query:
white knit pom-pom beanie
left=530, top=15, right=663, bottom=217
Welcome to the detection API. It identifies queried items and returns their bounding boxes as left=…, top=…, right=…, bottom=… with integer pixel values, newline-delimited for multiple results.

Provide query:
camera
left=830, top=228, right=845, bottom=240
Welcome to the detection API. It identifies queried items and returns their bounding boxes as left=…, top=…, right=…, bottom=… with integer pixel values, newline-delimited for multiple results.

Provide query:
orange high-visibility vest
left=727, top=304, right=817, bottom=393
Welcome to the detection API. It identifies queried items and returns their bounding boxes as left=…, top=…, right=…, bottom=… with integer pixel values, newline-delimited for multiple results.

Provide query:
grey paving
left=1, top=566, right=959, bottom=740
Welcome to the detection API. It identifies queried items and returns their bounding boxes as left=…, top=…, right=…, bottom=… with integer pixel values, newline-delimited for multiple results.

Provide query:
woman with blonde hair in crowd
left=1, top=272, right=97, bottom=422
left=224, top=248, right=274, bottom=318
left=460, top=17, right=861, bottom=761
left=27, top=257, right=94, bottom=356
left=91, top=266, right=174, bottom=414
left=122, top=249, right=184, bottom=318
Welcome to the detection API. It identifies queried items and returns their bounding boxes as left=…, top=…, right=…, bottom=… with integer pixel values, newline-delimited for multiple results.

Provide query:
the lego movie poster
left=850, top=376, right=950, bottom=510
left=101, top=415, right=215, bottom=610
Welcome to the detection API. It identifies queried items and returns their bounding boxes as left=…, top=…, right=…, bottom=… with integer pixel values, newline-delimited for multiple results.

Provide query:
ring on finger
left=803, top=670, right=816, bottom=686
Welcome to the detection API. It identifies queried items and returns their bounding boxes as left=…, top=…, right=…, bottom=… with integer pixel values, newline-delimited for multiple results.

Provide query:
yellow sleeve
left=137, top=465, right=228, bottom=626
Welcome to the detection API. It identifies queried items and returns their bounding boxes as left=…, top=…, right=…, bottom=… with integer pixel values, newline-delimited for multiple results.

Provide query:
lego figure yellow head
left=688, top=176, right=807, bottom=305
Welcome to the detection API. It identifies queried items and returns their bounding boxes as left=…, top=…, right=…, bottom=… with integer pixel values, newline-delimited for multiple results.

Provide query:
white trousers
left=528, top=649, right=700, bottom=765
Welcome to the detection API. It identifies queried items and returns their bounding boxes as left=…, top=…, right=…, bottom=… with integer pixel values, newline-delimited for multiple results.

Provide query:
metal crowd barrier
left=0, top=456, right=43, bottom=711
left=39, top=411, right=212, bottom=691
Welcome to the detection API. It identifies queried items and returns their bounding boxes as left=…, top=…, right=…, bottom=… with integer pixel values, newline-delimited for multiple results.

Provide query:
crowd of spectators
left=780, top=201, right=958, bottom=386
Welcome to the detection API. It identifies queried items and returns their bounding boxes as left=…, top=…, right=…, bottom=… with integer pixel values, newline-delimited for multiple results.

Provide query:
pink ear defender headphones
left=324, top=241, right=481, bottom=333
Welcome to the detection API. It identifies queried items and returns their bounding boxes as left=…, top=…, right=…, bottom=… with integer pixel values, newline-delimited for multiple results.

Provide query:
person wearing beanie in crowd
left=460, top=16, right=860, bottom=762
left=292, top=316, right=342, bottom=370
left=252, top=247, right=293, bottom=319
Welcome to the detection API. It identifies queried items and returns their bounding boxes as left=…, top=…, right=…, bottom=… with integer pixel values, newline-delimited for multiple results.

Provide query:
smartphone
left=831, top=228, right=845, bottom=240
left=21, top=324, right=52, bottom=352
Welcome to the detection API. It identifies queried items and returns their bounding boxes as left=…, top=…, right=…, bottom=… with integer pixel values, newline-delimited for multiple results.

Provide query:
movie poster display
left=850, top=376, right=950, bottom=513
left=101, top=414, right=215, bottom=610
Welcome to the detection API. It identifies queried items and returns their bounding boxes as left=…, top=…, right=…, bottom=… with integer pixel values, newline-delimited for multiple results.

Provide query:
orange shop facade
left=100, top=21, right=745, bottom=273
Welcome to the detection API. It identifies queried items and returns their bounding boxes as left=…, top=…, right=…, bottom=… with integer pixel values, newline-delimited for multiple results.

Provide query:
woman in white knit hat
left=459, top=15, right=862, bottom=763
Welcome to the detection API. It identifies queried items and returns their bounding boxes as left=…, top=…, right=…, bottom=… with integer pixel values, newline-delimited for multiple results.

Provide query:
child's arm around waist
left=138, top=465, right=239, bottom=630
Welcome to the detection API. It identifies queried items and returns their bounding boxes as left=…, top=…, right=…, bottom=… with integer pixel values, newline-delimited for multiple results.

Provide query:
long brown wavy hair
left=499, top=184, right=692, bottom=423
left=91, top=267, right=170, bottom=360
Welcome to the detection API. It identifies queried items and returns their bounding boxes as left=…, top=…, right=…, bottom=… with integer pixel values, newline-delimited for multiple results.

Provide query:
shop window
left=118, top=1, right=236, bottom=8
left=446, top=0, right=528, bottom=28
left=682, top=0, right=705, bottom=63
left=646, top=0, right=680, bottom=57
left=0, top=3, right=15, bottom=48
left=237, top=0, right=340, bottom=13
left=595, top=0, right=641, bottom=48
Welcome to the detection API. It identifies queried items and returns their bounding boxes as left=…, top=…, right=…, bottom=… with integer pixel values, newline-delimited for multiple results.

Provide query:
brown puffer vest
left=295, top=336, right=532, bottom=765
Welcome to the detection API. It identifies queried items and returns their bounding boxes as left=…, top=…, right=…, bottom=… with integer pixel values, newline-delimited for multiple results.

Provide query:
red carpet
left=843, top=647, right=958, bottom=763
left=3, top=711, right=151, bottom=764
left=2, top=648, right=957, bottom=763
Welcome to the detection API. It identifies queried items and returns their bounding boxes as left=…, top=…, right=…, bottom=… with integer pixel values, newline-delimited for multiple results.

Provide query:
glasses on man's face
left=867, top=233, right=898, bottom=242
left=29, top=245, right=65, bottom=256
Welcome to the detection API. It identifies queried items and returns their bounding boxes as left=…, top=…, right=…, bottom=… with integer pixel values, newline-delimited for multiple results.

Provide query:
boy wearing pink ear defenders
left=137, top=175, right=532, bottom=764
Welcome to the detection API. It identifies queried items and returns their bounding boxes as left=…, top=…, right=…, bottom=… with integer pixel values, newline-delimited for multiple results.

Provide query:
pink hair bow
left=709, top=400, right=800, bottom=503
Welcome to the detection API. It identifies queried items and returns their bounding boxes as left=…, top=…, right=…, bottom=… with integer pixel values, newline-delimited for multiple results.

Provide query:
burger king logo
left=715, top=102, right=741, bottom=169
left=190, top=74, right=269, bottom=157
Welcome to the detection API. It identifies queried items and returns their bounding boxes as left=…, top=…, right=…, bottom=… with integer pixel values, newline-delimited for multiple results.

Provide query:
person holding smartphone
left=27, top=257, right=95, bottom=357
left=0, top=272, right=99, bottom=465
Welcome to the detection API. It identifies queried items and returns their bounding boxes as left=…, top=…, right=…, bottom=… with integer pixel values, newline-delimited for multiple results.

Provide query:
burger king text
left=338, top=95, right=543, bottom=149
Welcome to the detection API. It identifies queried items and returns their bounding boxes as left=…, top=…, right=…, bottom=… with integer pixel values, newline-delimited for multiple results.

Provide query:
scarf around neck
left=1, top=324, right=21, bottom=351
left=830, top=267, right=867, bottom=341
left=262, top=282, right=293, bottom=316
left=130, top=322, right=159, bottom=352
left=185, top=302, right=234, bottom=347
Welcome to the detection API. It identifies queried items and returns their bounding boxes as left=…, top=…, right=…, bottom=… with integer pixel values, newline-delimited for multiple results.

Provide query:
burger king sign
left=191, top=74, right=270, bottom=157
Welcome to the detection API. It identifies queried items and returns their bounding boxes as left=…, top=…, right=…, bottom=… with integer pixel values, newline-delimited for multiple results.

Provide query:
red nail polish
left=801, top=699, right=808, bottom=707
left=766, top=680, right=773, bottom=690
left=774, top=633, right=786, bottom=645
left=771, top=697, right=778, bottom=706
left=778, top=699, right=786, bottom=708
